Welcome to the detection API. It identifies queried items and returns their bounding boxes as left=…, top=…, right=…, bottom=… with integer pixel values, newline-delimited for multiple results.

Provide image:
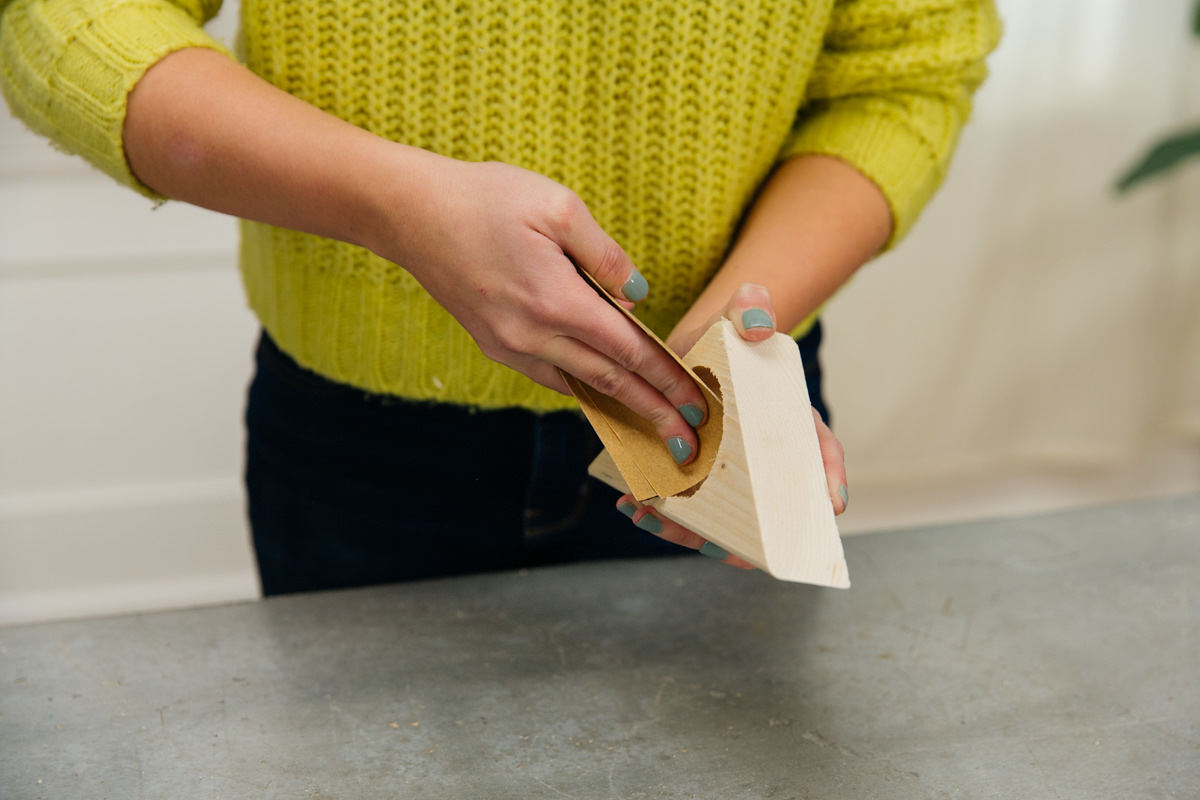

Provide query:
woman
left=0, top=0, right=1001, bottom=592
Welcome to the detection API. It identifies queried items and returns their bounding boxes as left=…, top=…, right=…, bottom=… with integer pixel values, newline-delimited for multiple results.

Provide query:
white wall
left=826, top=0, right=1200, bottom=531
left=2, top=0, right=1198, bottom=624
left=0, top=1, right=258, bottom=624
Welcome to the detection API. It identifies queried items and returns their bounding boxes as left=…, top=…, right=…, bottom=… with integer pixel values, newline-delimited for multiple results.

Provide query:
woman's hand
left=125, top=49, right=708, bottom=463
left=614, top=283, right=850, bottom=568
left=369, top=159, right=710, bottom=463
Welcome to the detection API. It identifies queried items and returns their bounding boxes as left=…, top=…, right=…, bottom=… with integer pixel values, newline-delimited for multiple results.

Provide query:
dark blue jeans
left=245, top=324, right=827, bottom=595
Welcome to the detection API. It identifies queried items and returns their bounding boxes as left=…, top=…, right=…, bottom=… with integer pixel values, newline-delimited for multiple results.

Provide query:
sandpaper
left=560, top=270, right=723, bottom=501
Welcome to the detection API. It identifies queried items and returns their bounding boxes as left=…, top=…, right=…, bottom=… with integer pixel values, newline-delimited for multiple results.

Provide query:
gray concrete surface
left=1, top=496, right=1197, bottom=799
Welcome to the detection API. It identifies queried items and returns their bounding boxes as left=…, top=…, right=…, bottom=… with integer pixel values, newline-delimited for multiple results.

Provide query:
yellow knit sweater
left=1, top=0, right=999, bottom=411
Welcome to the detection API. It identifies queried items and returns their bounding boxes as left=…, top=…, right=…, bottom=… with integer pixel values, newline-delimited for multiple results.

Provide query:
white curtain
left=824, top=0, right=1200, bottom=488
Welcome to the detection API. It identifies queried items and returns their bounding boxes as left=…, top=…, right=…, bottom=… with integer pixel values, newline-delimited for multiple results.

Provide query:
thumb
left=667, top=282, right=778, bottom=355
left=552, top=194, right=649, bottom=304
left=724, top=283, right=776, bottom=342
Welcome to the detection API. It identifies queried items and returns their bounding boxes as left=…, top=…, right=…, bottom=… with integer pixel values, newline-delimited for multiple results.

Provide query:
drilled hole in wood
left=693, top=365, right=723, bottom=402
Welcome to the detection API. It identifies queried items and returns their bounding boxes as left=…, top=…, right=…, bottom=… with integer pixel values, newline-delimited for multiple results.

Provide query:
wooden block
left=588, top=319, right=850, bottom=588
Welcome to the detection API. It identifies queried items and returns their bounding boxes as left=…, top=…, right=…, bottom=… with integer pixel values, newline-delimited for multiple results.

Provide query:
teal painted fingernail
left=635, top=513, right=663, bottom=534
left=679, top=403, right=704, bottom=427
left=837, top=485, right=849, bottom=509
left=742, top=308, right=773, bottom=330
left=623, top=267, right=649, bottom=302
left=700, top=542, right=729, bottom=560
left=618, top=501, right=638, bottom=519
left=667, top=436, right=692, bottom=465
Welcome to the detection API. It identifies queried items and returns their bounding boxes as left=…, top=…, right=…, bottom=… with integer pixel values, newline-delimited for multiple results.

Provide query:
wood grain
left=589, top=319, right=849, bottom=588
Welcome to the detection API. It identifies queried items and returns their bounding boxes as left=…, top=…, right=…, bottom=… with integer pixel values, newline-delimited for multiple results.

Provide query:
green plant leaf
left=1194, top=0, right=1200, bottom=37
left=1115, top=127, right=1200, bottom=192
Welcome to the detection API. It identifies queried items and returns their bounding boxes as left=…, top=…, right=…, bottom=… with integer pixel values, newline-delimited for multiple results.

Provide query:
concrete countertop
left=2, top=496, right=1197, bottom=799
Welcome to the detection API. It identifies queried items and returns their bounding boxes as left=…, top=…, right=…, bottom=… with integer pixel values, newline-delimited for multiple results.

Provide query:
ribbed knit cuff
left=779, top=102, right=950, bottom=250
left=1, top=0, right=230, bottom=198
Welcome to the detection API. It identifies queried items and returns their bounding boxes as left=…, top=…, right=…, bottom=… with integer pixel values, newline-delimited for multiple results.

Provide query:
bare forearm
left=123, top=47, right=440, bottom=253
left=122, top=47, right=713, bottom=455
left=673, top=155, right=893, bottom=338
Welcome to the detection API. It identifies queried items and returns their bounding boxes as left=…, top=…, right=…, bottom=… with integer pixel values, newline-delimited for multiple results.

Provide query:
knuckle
left=588, top=364, right=627, bottom=398
left=647, top=407, right=678, bottom=433
left=490, top=319, right=535, bottom=356
left=546, top=189, right=585, bottom=235
left=590, top=240, right=628, bottom=284
left=633, top=396, right=677, bottom=432
left=520, top=292, right=556, bottom=326
left=657, top=371, right=695, bottom=404
left=606, top=333, right=646, bottom=373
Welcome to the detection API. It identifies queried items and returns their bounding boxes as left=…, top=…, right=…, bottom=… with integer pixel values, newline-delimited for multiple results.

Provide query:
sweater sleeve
left=0, top=0, right=230, bottom=198
left=780, top=0, right=1002, bottom=247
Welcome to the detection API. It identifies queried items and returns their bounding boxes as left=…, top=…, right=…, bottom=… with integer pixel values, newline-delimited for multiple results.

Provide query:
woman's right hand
left=368, top=157, right=710, bottom=464
left=125, top=49, right=705, bottom=462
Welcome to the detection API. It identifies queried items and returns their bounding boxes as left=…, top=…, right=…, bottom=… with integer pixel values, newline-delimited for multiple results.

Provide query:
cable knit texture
left=1, top=0, right=1000, bottom=411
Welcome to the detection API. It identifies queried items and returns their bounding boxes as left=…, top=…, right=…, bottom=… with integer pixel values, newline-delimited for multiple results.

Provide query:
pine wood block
left=588, top=319, right=850, bottom=588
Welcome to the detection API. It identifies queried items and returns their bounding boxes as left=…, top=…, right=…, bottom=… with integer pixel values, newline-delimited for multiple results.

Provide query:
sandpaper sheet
left=561, top=270, right=723, bottom=501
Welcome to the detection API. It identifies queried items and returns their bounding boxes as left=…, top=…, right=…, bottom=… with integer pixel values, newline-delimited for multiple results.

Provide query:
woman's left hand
left=613, top=283, right=849, bottom=569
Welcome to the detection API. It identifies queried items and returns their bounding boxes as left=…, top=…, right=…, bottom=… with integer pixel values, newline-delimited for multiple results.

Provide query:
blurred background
left=2, top=0, right=1198, bottom=625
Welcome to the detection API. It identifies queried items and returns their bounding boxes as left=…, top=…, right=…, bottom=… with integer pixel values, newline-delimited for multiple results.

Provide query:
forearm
left=125, top=47, right=713, bottom=453
left=672, top=154, right=892, bottom=339
left=123, top=47, right=441, bottom=253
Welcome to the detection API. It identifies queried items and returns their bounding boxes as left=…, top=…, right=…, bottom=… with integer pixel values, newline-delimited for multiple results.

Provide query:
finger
left=549, top=194, right=649, bottom=303
left=616, top=496, right=756, bottom=570
left=572, top=301, right=710, bottom=423
left=813, top=408, right=849, bottom=515
left=724, top=283, right=776, bottom=341
left=548, top=337, right=701, bottom=465
left=617, top=495, right=706, bottom=548
left=665, top=282, right=777, bottom=355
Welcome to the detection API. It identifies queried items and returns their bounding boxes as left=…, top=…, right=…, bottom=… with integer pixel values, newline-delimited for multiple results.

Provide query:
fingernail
left=699, top=541, right=729, bottom=560
left=742, top=308, right=773, bottom=331
left=679, top=403, right=704, bottom=427
left=635, top=513, right=663, bottom=534
left=837, top=485, right=849, bottom=510
left=617, top=501, right=638, bottom=519
left=623, top=267, right=649, bottom=302
left=667, top=436, right=692, bottom=465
